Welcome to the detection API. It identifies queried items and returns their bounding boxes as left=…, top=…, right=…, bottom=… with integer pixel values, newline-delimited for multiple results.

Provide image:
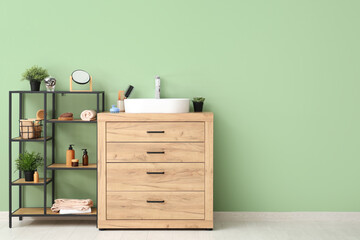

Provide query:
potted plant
left=22, top=65, right=49, bottom=91
left=192, top=97, right=205, bottom=112
left=15, top=152, right=43, bottom=181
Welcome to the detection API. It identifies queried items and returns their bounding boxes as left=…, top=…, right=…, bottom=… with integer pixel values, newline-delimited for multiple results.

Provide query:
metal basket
left=19, top=119, right=43, bottom=139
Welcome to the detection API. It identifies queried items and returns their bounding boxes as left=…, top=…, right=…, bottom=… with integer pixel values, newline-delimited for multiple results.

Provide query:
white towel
left=59, top=208, right=91, bottom=214
left=80, top=110, right=97, bottom=121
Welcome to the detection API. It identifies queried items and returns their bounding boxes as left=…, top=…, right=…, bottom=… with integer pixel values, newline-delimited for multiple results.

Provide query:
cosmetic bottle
left=71, top=159, right=79, bottom=167
left=82, top=149, right=88, bottom=166
left=33, top=170, right=39, bottom=183
left=66, top=144, right=75, bottom=166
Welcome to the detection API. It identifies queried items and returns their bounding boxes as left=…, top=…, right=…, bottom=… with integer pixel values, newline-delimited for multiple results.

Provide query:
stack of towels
left=51, top=199, right=93, bottom=214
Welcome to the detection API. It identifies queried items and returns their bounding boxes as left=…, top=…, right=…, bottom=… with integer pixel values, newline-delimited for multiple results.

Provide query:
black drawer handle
left=147, top=131, right=165, bottom=134
left=147, top=200, right=165, bottom=203
left=147, top=151, right=165, bottom=154
left=146, top=171, right=165, bottom=174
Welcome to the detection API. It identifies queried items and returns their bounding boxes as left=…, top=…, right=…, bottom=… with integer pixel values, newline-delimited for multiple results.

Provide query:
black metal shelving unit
left=9, top=90, right=105, bottom=228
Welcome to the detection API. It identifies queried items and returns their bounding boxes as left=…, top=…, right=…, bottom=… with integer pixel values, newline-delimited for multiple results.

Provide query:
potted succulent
left=22, top=65, right=49, bottom=91
left=192, top=97, right=205, bottom=112
left=15, top=152, right=43, bottom=181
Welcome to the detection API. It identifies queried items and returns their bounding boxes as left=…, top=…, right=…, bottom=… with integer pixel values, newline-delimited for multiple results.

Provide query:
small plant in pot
left=22, top=65, right=49, bottom=91
left=15, top=152, right=43, bottom=181
left=192, top=97, right=205, bottom=112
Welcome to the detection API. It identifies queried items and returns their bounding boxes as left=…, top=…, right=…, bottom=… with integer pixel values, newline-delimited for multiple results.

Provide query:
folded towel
left=80, top=110, right=97, bottom=121
left=51, top=199, right=94, bottom=212
left=55, top=199, right=93, bottom=205
left=59, top=208, right=91, bottom=215
left=51, top=204, right=92, bottom=212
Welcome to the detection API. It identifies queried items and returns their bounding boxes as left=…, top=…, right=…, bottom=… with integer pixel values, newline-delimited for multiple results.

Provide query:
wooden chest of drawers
left=97, top=113, right=213, bottom=229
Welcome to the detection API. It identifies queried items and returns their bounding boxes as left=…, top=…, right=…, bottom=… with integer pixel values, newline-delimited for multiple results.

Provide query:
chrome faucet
left=155, top=76, right=160, bottom=99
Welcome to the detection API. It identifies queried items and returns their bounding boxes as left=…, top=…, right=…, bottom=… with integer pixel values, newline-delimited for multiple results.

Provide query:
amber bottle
left=66, top=144, right=75, bottom=166
left=33, top=170, right=39, bottom=183
left=82, top=149, right=88, bottom=166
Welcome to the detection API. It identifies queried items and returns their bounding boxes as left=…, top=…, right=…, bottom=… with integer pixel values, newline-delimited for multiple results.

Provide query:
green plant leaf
left=192, top=96, right=205, bottom=102
left=15, top=151, right=43, bottom=172
left=21, top=65, right=49, bottom=82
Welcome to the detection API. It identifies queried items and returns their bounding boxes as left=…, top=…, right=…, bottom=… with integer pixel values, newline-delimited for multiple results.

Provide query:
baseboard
left=214, top=212, right=360, bottom=222
left=1, top=211, right=360, bottom=222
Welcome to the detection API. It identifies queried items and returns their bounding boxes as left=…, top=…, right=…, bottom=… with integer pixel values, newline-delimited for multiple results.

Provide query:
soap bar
left=60, top=112, right=73, bottom=118
left=59, top=112, right=74, bottom=121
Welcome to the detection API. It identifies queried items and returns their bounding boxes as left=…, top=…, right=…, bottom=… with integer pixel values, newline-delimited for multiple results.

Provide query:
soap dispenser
left=66, top=144, right=75, bottom=166
left=82, top=149, right=88, bottom=166
left=155, top=76, right=160, bottom=99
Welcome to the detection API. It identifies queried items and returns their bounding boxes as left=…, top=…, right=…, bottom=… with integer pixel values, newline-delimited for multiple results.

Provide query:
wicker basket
left=19, top=119, right=42, bottom=139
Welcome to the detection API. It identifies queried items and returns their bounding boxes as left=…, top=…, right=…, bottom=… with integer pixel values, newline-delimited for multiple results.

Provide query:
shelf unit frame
left=9, top=90, right=105, bottom=228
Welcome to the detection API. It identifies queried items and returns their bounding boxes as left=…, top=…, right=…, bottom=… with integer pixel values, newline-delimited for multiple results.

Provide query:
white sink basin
left=124, top=98, right=190, bottom=113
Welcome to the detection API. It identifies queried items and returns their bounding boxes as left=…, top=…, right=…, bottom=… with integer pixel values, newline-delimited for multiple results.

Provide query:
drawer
left=107, top=192, right=204, bottom=220
left=107, top=142, right=204, bottom=163
left=107, top=163, right=204, bottom=191
left=106, top=122, right=204, bottom=142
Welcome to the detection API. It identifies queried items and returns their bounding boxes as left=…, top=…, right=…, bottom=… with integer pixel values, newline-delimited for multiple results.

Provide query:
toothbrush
left=118, top=90, right=124, bottom=100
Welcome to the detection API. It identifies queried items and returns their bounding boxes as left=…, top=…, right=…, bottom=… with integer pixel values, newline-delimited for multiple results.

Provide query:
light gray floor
left=2, top=218, right=360, bottom=240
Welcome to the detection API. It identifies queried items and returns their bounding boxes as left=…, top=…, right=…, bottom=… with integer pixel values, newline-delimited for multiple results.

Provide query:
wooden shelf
left=12, top=207, right=97, bottom=216
left=47, top=163, right=97, bottom=170
left=47, top=119, right=97, bottom=123
left=11, top=136, right=52, bottom=142
left=12, top=178, right=51, bottom=185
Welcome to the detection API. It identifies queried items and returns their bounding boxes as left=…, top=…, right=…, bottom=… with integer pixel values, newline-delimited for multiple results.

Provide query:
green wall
left=1, top=0, right=360, bottom=211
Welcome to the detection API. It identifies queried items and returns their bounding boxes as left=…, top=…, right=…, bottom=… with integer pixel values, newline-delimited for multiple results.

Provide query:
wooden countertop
left=97, top=112, right=213, bottom=122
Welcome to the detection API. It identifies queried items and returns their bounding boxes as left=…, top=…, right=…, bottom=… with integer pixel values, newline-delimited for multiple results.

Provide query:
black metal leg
left=102, top=92, right=105, bottom=112
left=9, top=93, right=12, bottom=228
left=51, top=93, right=55, bottom=204
left=43, top=93, right=47, bottom=215
left=19, top=93, right=23, bottom=221
left=96, top=93, right=99, bottom=113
